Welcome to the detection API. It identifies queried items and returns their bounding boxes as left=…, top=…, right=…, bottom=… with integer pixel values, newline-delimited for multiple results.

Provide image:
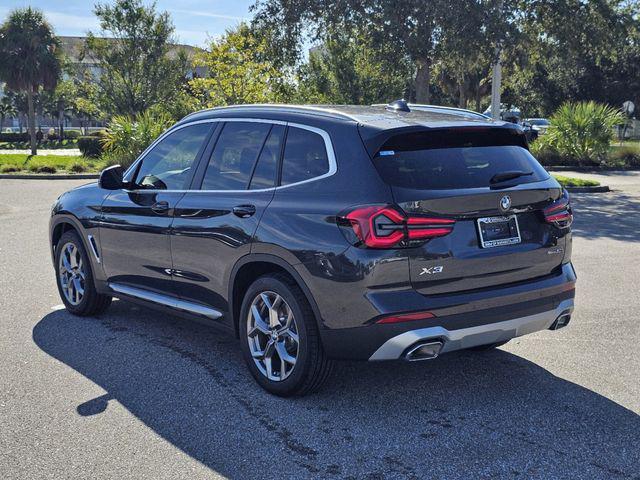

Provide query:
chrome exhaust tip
left=404, top=341, right=444, bottom=362
left=549, top=311, right=572, bottom=330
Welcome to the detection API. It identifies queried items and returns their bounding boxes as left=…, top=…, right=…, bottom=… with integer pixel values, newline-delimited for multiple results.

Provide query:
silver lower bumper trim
left=369, top=299, right=574, bottom=361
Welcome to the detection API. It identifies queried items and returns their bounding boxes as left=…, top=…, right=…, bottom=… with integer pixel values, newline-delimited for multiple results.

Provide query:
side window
left=134, top=123, right=211, bottom=190
left=281, top=127, right=330, bottom=186
left=202, top=122, right=271, bottom=190
left=249, top=124, right=284, bottom=190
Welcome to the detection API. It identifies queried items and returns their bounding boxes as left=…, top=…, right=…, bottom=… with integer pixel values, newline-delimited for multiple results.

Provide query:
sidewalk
left=1, top=148, right=82, bottom=156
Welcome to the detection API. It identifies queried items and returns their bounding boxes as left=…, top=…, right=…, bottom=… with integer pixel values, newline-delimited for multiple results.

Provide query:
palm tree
left=0, top=95, right=17, bottom=133
left=0, top=8, right=61, bottom=155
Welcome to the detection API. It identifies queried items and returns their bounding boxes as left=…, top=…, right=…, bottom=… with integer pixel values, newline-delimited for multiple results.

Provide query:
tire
left=55, top=230, right=112, bottom=316
left=469, top=340, right=510, bottom=351
left=239, top=273, right=333, bottom=397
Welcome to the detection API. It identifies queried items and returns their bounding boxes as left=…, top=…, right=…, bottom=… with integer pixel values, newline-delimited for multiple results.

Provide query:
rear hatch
left=370, top=127, right=568, bottom=295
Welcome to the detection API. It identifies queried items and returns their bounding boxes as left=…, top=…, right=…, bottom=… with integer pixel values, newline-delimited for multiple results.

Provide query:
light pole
left=490, top=47, right=502, bottom=120
left=490, top=0, right=504, bottom=120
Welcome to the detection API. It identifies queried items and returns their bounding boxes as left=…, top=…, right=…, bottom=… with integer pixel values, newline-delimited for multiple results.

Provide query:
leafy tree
left=42, top=79, right=76, bottom=140
left=0, top=95, right=17, bottom=133
left=503, top=0, right=633, bottom=116
left=72, top=76, right=103, bottom=134
left=85, top=0, right=189, bottom=115
left=0, top=7, right=61, bottom=154
left=252, top=0, right=516, bottom=103
left=189, top=23, right=285, bottom=107
left=297, top=29, right=412, bottom=104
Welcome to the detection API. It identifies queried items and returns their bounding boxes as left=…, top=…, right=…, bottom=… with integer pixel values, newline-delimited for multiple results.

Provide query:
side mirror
left=99, top=165, right=125, bottom=190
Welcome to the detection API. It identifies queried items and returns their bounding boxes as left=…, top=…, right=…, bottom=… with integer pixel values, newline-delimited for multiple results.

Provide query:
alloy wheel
left=58, top=242, right=86, bottom=306
left=246, top=291, right=299, bottom=381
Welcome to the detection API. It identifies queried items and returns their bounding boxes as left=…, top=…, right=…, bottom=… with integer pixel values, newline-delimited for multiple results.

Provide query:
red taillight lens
left=376, top=310, right=436, bottom=324
left=544, top=190, right=573, bottom=228
left=342, top=205, right=455, bottom=249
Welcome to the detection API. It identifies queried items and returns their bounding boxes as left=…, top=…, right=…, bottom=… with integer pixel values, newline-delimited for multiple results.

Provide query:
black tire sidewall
left=239, top=275, right=316, bottom=396
left=55, top=231, right=98, bottom=315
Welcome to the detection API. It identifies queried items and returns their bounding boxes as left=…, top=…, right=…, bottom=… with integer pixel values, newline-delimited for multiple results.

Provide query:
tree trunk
left=27, top=90, right=37, bottom=156
left=0, top=115, right=4, bottom=134
left=58, top=108, right=64, bottom=142
left=475, top=86, right=482, bottom=112
left=414, top=58, right=431, bottom=103
left=458, top=83, right=467, bottom=109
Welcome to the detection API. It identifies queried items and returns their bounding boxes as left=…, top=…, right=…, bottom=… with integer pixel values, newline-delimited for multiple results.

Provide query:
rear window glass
left=373, top=130, right=549, bottom=190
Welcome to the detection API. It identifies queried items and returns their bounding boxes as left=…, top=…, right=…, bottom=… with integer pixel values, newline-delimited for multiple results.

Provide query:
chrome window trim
left=122, top=117, right=338, bottom=193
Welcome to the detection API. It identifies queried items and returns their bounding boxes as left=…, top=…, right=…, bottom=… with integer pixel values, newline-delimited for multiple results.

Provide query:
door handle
left=232, top=204, right=256, bottom=218
left=151, top=201, right=170, bottom=214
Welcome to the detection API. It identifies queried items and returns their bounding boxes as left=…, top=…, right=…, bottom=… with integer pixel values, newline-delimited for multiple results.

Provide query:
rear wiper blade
left=490, top=171, right=533, bottom=184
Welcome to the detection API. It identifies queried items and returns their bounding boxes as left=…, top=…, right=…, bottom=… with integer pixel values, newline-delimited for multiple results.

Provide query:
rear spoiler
left=358, top=124, right=529, bottom=158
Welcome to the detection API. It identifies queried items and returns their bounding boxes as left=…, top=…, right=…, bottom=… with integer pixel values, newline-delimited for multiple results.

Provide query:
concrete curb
left=0, top=173, right=99, bottom=180
left=548, top=166, right=640, bottom=172
left=565, top=185, right=610, bottom=193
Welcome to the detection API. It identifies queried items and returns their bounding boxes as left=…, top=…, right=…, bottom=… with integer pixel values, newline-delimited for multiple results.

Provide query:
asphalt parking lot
left=1, top=175, right=639, bottom=480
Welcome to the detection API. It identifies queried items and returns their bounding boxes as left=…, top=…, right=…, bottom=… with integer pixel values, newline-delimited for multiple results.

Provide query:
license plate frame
left=477, top=215, right=522, bottom=248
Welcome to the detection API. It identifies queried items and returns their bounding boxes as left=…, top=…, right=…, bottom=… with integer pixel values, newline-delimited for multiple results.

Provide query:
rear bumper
left=369, top=298, right=573, bottom=360
left=319, top=262, right=576, bottom=360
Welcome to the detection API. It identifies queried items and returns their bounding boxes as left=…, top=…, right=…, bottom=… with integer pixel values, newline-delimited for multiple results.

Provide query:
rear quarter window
left=373, top=129, right=549, bottom=190
left=280, top=127, right=329, bottom=186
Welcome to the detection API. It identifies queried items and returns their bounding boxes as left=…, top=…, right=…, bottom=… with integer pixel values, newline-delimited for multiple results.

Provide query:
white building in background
left=0, top=36, right=203, bottom=133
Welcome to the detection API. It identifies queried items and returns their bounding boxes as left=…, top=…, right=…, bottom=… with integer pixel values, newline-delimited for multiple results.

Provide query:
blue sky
left=0, top=0, right=255, bottom=47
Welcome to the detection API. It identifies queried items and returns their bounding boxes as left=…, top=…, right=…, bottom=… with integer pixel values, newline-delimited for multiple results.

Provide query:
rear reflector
left=342, top=205, right=455, bottom=249
left=376, top=311, right=436, bottom=324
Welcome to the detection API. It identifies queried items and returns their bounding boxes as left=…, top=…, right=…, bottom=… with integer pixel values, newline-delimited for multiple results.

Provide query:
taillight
left=544, top=190, right=573, bottom=228
left=341, top=205, right=455, bottom=249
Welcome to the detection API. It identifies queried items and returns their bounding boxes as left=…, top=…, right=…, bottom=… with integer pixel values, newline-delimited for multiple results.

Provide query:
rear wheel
left=239, top=274, right=333, bottom=396
left=55, top=230, right=112, bottom=316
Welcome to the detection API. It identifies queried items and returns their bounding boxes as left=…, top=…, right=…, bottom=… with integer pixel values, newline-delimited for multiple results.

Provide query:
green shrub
left=64, top=130, right=81, bottom=139
left=529, top=140, right=574, bottom=166
left=541, top=101, right=624, bottom=165
left=89, top=130, right=107, bottom=137
left=68, top=161, right=87, bottom=173
left=78, top=136, right=103, bottom=158
left=0, top=132, right=30, bottom=142
left=0, top=164, right=20, bottom=173
left=28, top=164, right=57, bottom=174
left=609, top=145, right=640, bottom=167
left=102, top=111, right=174, bottom=168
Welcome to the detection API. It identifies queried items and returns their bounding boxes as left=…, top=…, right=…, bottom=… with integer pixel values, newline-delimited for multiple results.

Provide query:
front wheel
left=239, top=274, right=333, bottom=396
left=55, top=230, right=112, bottom=316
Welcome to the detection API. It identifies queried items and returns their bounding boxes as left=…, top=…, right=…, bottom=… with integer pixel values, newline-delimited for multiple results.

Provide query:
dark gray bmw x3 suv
left=49, top=102, right=576, bottom=396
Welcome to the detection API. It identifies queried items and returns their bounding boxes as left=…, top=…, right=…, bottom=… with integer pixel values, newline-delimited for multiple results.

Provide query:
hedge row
left=78, top=136, right=103, bottom=158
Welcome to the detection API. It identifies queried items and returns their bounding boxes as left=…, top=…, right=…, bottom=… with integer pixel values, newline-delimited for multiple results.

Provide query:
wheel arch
left=50, top=215, right=98, bottom=272
left=228, top=254, right=323, bottom=338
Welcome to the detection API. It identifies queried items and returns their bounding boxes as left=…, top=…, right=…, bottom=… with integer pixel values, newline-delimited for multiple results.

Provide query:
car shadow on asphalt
left=33, top=301, right=640, bottom=479
left=570, top=191, right=640, bottom=242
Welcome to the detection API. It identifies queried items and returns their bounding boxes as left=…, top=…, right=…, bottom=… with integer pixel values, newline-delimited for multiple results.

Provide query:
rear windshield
left=373, top=130, right=549, bottom=190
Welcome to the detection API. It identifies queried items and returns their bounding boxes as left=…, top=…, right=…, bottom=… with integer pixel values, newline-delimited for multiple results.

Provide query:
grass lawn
left=0, top=154, right=105, bottom=174
left=552, top=174, right=600, bottom=187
